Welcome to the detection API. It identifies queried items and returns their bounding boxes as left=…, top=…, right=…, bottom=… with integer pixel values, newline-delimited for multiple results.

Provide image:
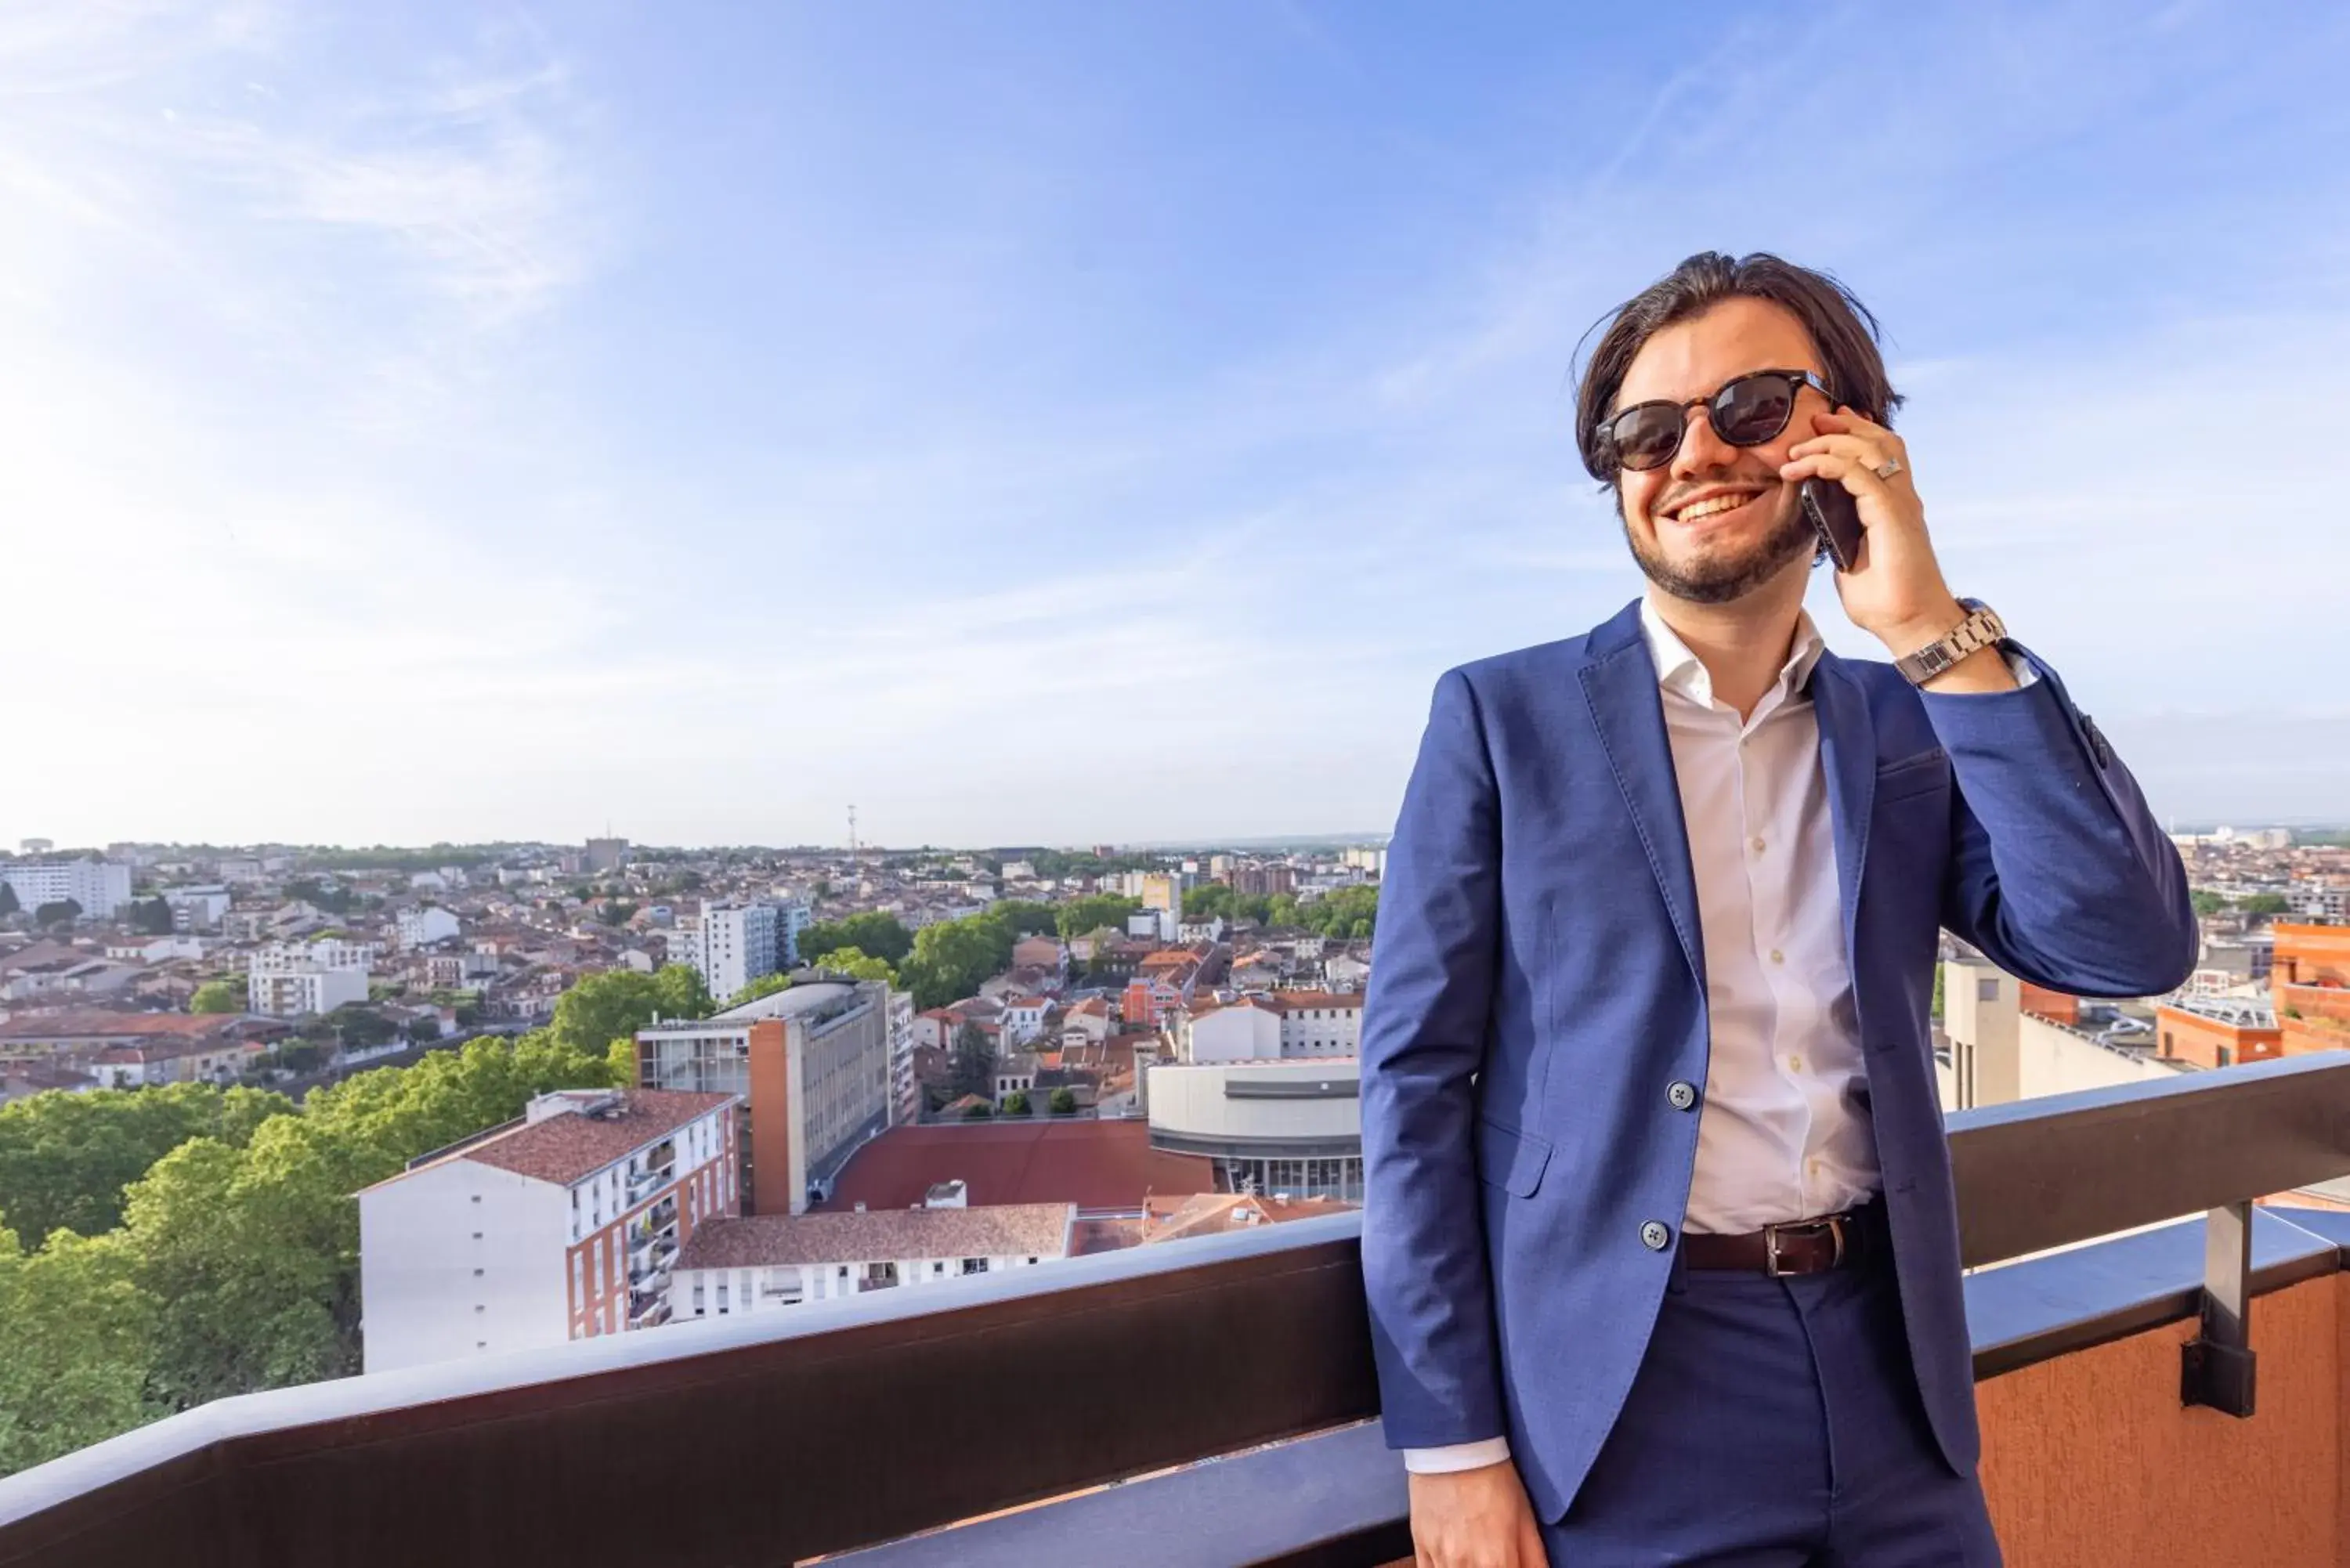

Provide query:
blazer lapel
left=1807, top=650, right=1878, bottom=958
left=1578, top=609, right=1706, bottom=994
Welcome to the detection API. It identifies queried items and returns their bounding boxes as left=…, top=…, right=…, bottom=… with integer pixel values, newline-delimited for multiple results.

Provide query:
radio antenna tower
left=848, top=804, right=859, bottom=859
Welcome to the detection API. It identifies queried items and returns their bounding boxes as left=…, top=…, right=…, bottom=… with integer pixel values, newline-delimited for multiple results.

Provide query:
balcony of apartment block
left=9, top=1055, right=2350, bottom=1567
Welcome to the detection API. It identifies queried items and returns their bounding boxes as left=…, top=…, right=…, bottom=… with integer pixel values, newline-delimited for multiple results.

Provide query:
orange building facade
left=2155, top=1003, right=2283, bottom=1070
left=2275, top=923, right=2350, bottom=1056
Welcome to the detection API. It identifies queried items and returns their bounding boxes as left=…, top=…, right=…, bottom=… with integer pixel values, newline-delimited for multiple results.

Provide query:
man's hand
left=1780, top=406, right=2017, bottom=693
left=1408, top=1459, right=1549, bottom=1567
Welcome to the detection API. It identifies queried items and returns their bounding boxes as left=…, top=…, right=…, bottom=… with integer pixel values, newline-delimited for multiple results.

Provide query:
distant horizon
left=4, top=823, right=2345, bottom=863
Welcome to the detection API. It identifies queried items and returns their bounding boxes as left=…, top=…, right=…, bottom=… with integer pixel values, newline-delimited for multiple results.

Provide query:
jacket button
left=1640, top=1220, right=1672, bottom=1251
left=1667, top=1080, right=1698, bottom=1111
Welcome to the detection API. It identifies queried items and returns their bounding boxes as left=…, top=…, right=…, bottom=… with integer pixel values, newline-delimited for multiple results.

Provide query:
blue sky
left=5, top=1, right=2348, bottom=848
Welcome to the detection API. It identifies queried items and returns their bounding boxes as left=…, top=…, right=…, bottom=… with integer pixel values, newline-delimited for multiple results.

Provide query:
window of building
left=2218, top=1046, right=2233, bottom=1067
left=716, top=1281, right=728, bottom=1313
left=1977, top=978, right=2000, bottom=1003
left=962, top=1258, right=989, bottom=1275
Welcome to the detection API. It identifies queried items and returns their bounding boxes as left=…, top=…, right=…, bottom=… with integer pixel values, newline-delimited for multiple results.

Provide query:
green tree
left=605, top=1036, right=638, bottom=1088
left=1049, top=1086, right=1077, bottom=1116
left=0, top=1082, right=291, bottom=1241
left=800, top=911, right=913, bottom=965
left=332, top=1006, right=399, bottom=1050
left=190, top=979, right=244, bottom=1014
left=1302, top=885, right=1379, bottom=940
left=34, top=898, right=82, bottom=929
left=2190, top=890, right=2231, bottom=916
left=2243, top=894, right=2291, bottom=916
left=548, top=965, right=711, bottom=1057
left=0, top=881, right=18, bottom=919
left=0, top=1223, right=161, bottom=1477
left=1181, top=883, right=1235, bottom=921
left=900, top=916, right=1018, bottom=1010
left=600, top=901, right=638, bottom=927
left=989, top=900, right=1059, bottom=938
left=1001, top=1089, right=1030, bottom=1116
left=1055, top=895, right=1141, bottom=941
left=812, top=946, right=895, bottom=986
left=949, top=1023, right=998, bottom=1101
left=128, top=897, right=175, bottom=935
left=960, top=1100, right=993, bottom=1120
left=407, top=1015, right=441, bottom=1045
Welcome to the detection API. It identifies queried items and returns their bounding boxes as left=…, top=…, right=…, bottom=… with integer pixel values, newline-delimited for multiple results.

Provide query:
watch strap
left=1895, top=604, right=2006, bottom=686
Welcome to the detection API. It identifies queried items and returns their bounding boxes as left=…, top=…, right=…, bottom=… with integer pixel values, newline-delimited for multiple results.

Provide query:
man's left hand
left=1779, top=406, right=1970, bottom=664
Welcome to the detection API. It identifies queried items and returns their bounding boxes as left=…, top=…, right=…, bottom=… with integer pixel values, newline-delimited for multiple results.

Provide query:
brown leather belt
left=1680, top=1207, right=1875, bottom=1276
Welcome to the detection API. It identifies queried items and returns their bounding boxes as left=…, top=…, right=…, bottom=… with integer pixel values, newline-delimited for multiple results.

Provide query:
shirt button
left=1640, top=1220, right=1672, bottom=1252
left=1667, top=1080, right=1698, bottom=1111
left=1750, top=836, right=1766, bottom=854
left=1769, top=948, right=1784, bottom=965
left=1788, top=1053, right=1803, bottom=1073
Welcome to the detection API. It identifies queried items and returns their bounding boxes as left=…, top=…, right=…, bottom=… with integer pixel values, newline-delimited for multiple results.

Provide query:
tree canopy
left=1054, top=894, right=1141, bottom=941
left=34, top=898, right=82, bottom=928
left=812, top=946, right=896, bottom=986
left=190, top=980, right=244, bottom=1014
left=799, top=911, right=913, bottom=965
left=0, top=1082, right=292, bottom=1241
left=547, top=964, right=711, bottom=1056
left=0, top=1021, right=631, bottom=1477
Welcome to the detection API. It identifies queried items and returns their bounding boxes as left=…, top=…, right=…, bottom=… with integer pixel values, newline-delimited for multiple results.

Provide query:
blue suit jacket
left=1358, top=598, right=2197, bottom=1524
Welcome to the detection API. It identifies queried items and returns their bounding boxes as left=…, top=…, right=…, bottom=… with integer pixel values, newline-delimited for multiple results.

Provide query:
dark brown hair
left=1572, top=251, right=1902, bottom=482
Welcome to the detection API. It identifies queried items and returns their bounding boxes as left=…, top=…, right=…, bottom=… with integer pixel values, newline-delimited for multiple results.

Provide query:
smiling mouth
left=1665, top=489, right=1770, bottom=527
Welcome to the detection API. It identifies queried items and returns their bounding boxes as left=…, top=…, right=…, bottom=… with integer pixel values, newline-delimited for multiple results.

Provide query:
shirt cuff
left=1401, top=1437, right=1512, bottom=1474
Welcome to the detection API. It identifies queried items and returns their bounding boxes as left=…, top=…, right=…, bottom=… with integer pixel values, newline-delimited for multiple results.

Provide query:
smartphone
left=1801, top=478, right=1864, bottom=572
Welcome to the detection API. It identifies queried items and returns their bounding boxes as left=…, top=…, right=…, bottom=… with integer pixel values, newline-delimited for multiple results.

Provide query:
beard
left=1621, top=486, right=1818, bottom=605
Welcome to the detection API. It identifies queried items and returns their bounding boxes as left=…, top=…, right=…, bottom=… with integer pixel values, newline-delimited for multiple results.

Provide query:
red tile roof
left=815, top=1119, right=1217, bottom=1213
left=678, top=1204, right=1075, bottom=1270
left=0, top=1011, right=244, bottom=1043
left=459, top=1089, right=736, bottom=1187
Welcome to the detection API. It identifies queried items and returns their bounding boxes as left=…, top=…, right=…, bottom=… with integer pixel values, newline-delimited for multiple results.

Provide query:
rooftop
left=675, top=1203, right=1075, bottom=1270
left=396, top=1088, right=735, bottom=1189
left=0, top=1010, right=245, bottom=1042
left=815, top=1118, right=1217, bottom=1212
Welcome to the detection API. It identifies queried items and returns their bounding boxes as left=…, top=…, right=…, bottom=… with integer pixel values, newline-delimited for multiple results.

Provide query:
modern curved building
left=1144, top=1057, right=1361, bottom=1201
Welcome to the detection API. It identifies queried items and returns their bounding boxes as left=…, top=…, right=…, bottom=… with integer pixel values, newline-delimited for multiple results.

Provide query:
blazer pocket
left=1875, top=747, right=1950, bottom=804
left=1473, top=1117, right=1553, bottom=1198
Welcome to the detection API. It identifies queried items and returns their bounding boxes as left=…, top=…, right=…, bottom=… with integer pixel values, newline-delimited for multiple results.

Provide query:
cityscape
left=2, top=824, right=2346, bottom=1480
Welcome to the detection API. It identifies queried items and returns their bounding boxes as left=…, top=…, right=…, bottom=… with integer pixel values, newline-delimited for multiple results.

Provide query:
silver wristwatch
left=1894, top=602, right=2005, bottom=687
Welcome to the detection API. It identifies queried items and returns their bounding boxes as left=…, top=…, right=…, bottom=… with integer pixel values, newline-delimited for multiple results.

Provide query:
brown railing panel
left=1947, top=1053, right=2350, bottom=1269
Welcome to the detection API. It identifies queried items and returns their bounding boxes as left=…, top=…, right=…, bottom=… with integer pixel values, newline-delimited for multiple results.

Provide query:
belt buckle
left=1763, top=1216, right=1846, bottom=1277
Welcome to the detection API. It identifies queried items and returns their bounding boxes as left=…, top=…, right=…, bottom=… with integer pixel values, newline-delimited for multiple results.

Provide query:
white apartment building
left=637, top=981, right=892, bottom=1216
left=1175, top=991, right=1364, bottom=1064
left=887, top=989, right=920, bottom=1126
left=685, top=901, right=782, bottom=1001
left=359, top=1087, right=739, bottom=1373
left=396, top=905, right=462, bottom=951
left=161, top=886, right=231, bottom=932
left=247, top=937, right=379, bottom=1016
left=672, top=1201, right=1072, bottom=1317
left=1, top=858, right=132, bottom=921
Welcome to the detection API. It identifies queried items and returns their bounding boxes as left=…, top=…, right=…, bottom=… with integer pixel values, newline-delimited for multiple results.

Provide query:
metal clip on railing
left=2182, top=1199, right=2256, bottom=1417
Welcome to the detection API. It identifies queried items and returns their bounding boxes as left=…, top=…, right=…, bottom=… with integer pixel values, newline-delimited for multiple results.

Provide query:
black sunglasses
left=1596, top=367, right=1833, bottom=473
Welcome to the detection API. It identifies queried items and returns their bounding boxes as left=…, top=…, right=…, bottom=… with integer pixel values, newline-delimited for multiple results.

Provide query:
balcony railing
left=5, top=1053, right=2350, bottom=1567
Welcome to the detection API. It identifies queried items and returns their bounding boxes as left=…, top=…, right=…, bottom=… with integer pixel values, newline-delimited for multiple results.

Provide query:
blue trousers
left=1540, top=1222, right=2002, bottom=1566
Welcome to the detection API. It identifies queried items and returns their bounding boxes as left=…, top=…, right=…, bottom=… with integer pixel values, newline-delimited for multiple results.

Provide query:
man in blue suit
left=1359, top=252, right=2197, bottom=1566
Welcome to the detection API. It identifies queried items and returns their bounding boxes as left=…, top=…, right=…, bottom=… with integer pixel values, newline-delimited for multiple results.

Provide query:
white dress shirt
left=1404, top=599, right=1879, bottom=1476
